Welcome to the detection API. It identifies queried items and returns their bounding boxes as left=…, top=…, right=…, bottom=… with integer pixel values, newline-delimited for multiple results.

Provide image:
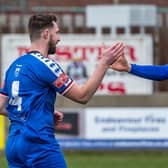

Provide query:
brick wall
left=27, top=0, right=168, bottom=8
left=120, top=0, right=168, bottom=7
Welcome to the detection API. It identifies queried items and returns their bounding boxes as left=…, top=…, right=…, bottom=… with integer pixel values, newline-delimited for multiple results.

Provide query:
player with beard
left=0, top=14, right=124, bottom=168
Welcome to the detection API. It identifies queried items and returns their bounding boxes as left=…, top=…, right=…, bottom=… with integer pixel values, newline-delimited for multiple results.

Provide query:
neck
left=29, top=40, right=48, bottom=57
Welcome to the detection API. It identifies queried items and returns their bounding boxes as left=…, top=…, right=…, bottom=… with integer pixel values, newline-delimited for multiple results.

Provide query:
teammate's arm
left=111, top=54, right=168, bottom=81
left=64, top=42, right=124, bottom=104
left=0, top=94, right=8, bottom=117
left=129, top=64, right=168, bottom=81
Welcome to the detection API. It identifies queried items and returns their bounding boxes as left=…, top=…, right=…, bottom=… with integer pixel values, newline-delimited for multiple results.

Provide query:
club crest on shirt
left=54, top=73, right=69, bottom=88
left=15, top=67, right=21, bottom=77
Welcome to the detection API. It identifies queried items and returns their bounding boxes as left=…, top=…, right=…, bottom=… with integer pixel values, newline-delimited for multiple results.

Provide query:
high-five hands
left=100, top=42, right=125, bottom=67
left=110, top=54, right=131, bottom=72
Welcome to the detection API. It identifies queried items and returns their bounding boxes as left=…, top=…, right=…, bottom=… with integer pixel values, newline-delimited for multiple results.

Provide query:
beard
left=48, top=38, right=56, bottom=55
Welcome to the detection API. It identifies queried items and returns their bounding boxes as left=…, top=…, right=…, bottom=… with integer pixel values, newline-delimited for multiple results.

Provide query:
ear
left=41, top=29, right=49, bottom=40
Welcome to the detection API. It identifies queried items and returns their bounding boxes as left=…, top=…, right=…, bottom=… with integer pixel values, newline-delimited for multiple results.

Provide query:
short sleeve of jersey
left=32, top=54, right=74, bottom=95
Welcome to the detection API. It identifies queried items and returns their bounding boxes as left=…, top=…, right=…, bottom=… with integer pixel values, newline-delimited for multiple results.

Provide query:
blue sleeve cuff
left=128, top=64, right=168, bottom=81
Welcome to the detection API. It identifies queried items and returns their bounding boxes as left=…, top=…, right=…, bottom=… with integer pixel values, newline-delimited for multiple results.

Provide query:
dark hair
left=28, top=14, right=57, bottom=41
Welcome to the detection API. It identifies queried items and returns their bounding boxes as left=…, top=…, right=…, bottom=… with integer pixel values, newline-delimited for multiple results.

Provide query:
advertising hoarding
left=1, top=34, right=153, bottom=95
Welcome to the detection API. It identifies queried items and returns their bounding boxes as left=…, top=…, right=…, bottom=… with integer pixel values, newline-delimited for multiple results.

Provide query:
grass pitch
left=65, top=150, right=168, bottom=168
left=1, top=150, right=168, bottom=168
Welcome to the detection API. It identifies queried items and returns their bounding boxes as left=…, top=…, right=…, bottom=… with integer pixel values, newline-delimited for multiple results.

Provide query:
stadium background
left=1, top=0, right=168, bottom=167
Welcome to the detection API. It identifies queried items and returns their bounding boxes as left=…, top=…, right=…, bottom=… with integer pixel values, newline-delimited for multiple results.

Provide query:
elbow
left=80, top=100, right=89, bottom=104
left=66, top=87, right=92, bottom=104
left=77, top=98, right=89, bottom=104
left=67, top=94, right=90, bottom=104
left=75, top=95, right=91, bottom=104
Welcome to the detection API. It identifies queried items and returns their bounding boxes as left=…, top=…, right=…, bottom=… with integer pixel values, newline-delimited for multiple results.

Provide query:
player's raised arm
left=64, top=42, right=124, bottom=104
left=111, top=54, right=168, bottom=81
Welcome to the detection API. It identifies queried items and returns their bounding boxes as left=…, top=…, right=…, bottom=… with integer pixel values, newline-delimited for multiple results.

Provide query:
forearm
left=0, top=94, right=8, bottom=117
left=80, top=63, right=108, bottom=102
left=65, top=62, right=108, bottom=104
left=129, top=64, right=168, bottom=81
left=0, top=108, right=8, bottom=117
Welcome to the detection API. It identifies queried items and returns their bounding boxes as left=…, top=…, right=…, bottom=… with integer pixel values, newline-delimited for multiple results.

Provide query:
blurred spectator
left=67, top=56, right=88, bottom=84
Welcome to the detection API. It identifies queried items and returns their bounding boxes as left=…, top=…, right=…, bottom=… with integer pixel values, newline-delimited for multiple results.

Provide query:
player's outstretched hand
left=100, top=42, right=124, bottom=67
left=110, top=53, right=131, bottom=72
left=54, top=111, right=64, bottom=126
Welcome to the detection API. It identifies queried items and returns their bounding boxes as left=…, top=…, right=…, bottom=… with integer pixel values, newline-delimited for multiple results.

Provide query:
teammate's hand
left=110, top=54, right=131, bottom=72
left=54, top=111, right=64, bottom=126
left=100, top=42, right=124, bottom=67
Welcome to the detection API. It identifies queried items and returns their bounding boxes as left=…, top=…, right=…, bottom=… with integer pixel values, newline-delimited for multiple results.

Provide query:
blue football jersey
left=0, top=51, right=74, bottom=141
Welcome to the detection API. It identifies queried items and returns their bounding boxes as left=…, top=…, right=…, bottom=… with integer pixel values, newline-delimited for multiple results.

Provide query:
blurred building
left=0, top=0, right=168, bottom=91
left=0, top=0, right=168, bottom=33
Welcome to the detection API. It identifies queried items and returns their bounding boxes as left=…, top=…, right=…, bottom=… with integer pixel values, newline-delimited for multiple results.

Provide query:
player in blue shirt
left=111, top=54, right=168, bottom=81
left=0, top=14, right=124, bottom=168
